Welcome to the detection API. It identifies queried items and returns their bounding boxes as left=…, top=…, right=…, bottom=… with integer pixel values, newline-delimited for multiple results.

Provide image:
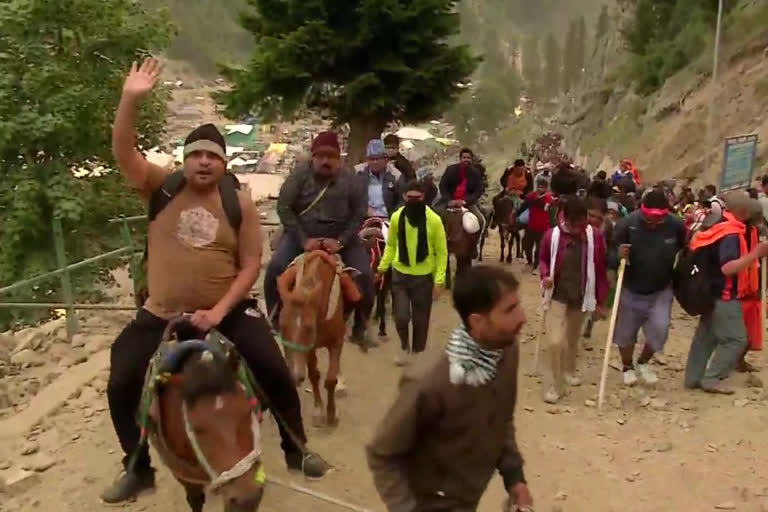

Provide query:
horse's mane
left=181, top=352, right=238, bottom=406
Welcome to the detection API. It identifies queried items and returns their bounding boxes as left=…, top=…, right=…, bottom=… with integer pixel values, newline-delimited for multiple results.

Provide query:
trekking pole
left=529, top=310, right=546, bottom=377
left=598, top=258, right=627, bottom=411
left=761, top=257, right=767, bottom=348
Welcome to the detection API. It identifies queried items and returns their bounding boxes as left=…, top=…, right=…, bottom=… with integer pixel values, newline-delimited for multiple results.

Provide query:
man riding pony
left=102, top=58, right=329, bottom=505
left=264, top=132, right=376, bottom=348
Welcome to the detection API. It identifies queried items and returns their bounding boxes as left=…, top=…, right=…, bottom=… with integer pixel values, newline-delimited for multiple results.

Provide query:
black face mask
left=404, top=199, right=426, bottom=222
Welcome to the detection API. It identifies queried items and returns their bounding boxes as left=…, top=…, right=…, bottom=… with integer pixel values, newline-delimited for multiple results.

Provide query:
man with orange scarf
left=684, top=191, right=768, bottom=394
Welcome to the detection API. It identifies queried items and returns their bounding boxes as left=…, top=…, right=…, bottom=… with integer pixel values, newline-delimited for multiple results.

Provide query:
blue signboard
left=720, top=134, right=758, bottom=192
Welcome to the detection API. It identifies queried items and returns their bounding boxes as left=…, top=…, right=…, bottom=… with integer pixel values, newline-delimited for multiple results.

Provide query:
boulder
left=10, top=350, right=44, bottom=368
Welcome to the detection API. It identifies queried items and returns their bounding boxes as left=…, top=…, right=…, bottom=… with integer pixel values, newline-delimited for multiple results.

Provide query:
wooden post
left=119, top=218, right=141, bottom=298
left=52, top=218, right=78, bottom=341
left=598, top=259, right=627, bottom=411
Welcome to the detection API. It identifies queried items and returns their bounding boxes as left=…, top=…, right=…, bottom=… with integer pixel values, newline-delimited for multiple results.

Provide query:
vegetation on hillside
left=0, top=0, right=171, bottom=329
left=621, top=0, right=735, bottom=95
left=143, top=0, right=254, bottom=76
left=217, top=0, right=479, bottom=164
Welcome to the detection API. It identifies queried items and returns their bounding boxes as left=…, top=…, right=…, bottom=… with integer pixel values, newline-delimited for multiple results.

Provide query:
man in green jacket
left=379, top=180, right=449, bottom=365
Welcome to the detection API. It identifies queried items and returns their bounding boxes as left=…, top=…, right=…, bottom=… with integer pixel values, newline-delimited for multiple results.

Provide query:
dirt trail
left=2, top=235, right=768, bottom=512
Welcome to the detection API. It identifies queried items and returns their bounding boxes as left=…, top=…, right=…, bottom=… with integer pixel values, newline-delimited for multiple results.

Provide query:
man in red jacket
left=520, top=177, right=553, bottom=272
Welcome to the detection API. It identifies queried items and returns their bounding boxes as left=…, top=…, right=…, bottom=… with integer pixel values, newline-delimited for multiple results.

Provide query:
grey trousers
left=684, top=299, right=748, bottom=388
left=391, top=270, right=434, bottom=353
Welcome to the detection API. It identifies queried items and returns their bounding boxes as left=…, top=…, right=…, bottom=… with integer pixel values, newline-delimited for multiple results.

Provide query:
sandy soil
left=2, top=233, right=768, bottom=512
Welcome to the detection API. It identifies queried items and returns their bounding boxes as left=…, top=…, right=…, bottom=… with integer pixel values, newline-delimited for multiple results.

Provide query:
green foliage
left=622, top=0, right=734, bottom=95
left=219, top=0, right=479, bottom=161
left=0, top=0, right=171, bottom=328
left=544, top=34, right=561, bottom=97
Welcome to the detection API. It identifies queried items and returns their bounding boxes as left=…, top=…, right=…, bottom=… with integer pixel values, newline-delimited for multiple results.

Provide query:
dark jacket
left=357, top=166, right=399, bottom=217
left=438, top=164, right=484, bottom=206
left=609, top=210, right=686, bottom=295
left=277, top=162, right=367, bottom=246
left=393, top=153, right=416, bottom=181
left=367, top=346, right=524, bottom=512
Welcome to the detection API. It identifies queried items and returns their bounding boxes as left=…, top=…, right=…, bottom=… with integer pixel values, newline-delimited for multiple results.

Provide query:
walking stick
left=598, top=258, right=627, bottom=411
left=529, top=309, right=547, bottom=376
left=761, top=257, right=766, bottom=348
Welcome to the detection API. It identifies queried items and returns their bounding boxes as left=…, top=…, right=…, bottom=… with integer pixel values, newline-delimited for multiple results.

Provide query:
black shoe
left=286, top=451, right=331, bottom=479
left=100, top=470, right=155, bottom=504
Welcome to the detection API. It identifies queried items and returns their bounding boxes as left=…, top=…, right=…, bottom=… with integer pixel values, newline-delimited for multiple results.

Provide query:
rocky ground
left=1, top=235, right=768, bottom=512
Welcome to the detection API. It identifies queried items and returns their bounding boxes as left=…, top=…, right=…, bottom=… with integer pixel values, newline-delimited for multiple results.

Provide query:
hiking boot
left=700, top=379, right=734, bottom=395
left=100, top=470, right=155, bottom=504
left=543, top=387, right=560, bottom=404
left=636, top=364, right=658, bottom=385
left=394, top=352, right=410, bottom=367
left=623, top=369, right=638, bottom=387
left=350, top=331, right=377, bottom=353
left=564, top=374, right=582, bottom=387
left=286, top=451, right=331, bottom=479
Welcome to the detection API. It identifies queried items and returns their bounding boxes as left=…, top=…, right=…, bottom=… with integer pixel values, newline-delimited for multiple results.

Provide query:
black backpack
left=673, top=245, right=715, bottom=317
left=134, top=171, right=243, bottom=307
left=148, top=170, right=242, bottom=229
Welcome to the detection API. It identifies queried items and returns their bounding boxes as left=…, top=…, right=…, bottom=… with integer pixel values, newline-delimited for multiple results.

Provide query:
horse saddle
left=359, top=217, right=389, bottom=242
left=279, top=251, right=362, bottom=307
left=155, top=337, right=229, bottom=376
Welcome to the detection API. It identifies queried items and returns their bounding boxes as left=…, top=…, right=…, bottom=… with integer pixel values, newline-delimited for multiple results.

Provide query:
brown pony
left=359, top=217, right=390, bottom=338
left=490, top=193, right=523, bottom=264
left=442, top=207, right=479, bottom=290
left=145, top=318, right=264, bottom=512
left=276, top=250, right=361, bottom=426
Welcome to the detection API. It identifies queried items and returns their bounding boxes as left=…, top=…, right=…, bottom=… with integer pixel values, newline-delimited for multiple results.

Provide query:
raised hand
left=122, top=57, right=163, bottom=99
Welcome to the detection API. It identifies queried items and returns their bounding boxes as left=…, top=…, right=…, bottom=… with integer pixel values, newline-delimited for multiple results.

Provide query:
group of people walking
left=99, top=59, right=763, bottom=512
left=509, top=160, right=768, bottom=403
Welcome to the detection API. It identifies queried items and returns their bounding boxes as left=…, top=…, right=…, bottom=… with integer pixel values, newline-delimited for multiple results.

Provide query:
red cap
left=311, top=131, right=340, bottom=156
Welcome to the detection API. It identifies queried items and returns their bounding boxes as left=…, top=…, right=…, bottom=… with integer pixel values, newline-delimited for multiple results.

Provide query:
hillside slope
left=562, top=0, right=768, bottom=186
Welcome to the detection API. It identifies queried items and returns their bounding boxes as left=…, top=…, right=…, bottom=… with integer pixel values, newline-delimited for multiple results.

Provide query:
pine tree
left=562, top=21, right=577, bottom=92
left=219, top=0, right=479, bottom=164
left=595, top=5, right=610, bottom=41
left=544, top=34, right=561, bottom=97
left=574, top=16, right=587, bottom=87
left=522, top=35, right=541, bottom=97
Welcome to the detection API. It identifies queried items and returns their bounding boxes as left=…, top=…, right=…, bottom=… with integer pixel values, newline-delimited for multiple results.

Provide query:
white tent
left=395, top=127, right=434, bottom=141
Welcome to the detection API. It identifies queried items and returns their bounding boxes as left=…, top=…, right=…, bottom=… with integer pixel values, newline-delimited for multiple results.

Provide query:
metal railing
left=0, top=215, right=146, bottom=340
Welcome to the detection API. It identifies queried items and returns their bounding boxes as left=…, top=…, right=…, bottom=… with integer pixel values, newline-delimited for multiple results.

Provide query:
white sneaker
left=564, top=374, right=582, bottom=387
left=636, top=363, right=658, bottom=385
left=623, top=369, right=638, bottom=387
left=336, top=376, right=347, bottom=397
left=544, top=388, right=560, bottom=404
left=394, top=352, right=410, bottom=367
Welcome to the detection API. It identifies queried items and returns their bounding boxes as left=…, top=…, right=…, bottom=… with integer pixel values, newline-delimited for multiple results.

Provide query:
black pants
left=107, top=300, right=306, bottom=474
left=391, top=271, right=434, bottom=354
left=523, top=229, right=544, bottom=267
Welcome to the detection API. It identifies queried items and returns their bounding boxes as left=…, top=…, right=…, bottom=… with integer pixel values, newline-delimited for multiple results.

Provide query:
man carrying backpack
left=683, top=191, right=768, bottom=394
left=610, top=190, right=686, bottom=386
left=102, top=58, right=329, bottom=504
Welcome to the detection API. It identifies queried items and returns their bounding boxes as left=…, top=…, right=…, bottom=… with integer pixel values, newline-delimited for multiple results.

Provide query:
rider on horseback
left=434, top=148, right=487, bottom=238
left=264, top=132, right=375, bottom=348
left=356, top=139, right=400, bottom=218
left=102, top=59, right=328, bottom=504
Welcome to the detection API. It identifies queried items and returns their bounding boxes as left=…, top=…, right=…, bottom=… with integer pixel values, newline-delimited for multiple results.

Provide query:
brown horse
left=443, top=207, right=479, bottom=290
left=144, top=318, right=264, bottom=512
left=276, top=250, right=361, bottom=426
left=359, top=217, right=390, bottom=338
left=491, top=193, right=523, bottom=264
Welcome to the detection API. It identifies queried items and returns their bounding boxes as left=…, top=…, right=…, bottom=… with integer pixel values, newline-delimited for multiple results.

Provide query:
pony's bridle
left=180, top=387, right=264, bottom=492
